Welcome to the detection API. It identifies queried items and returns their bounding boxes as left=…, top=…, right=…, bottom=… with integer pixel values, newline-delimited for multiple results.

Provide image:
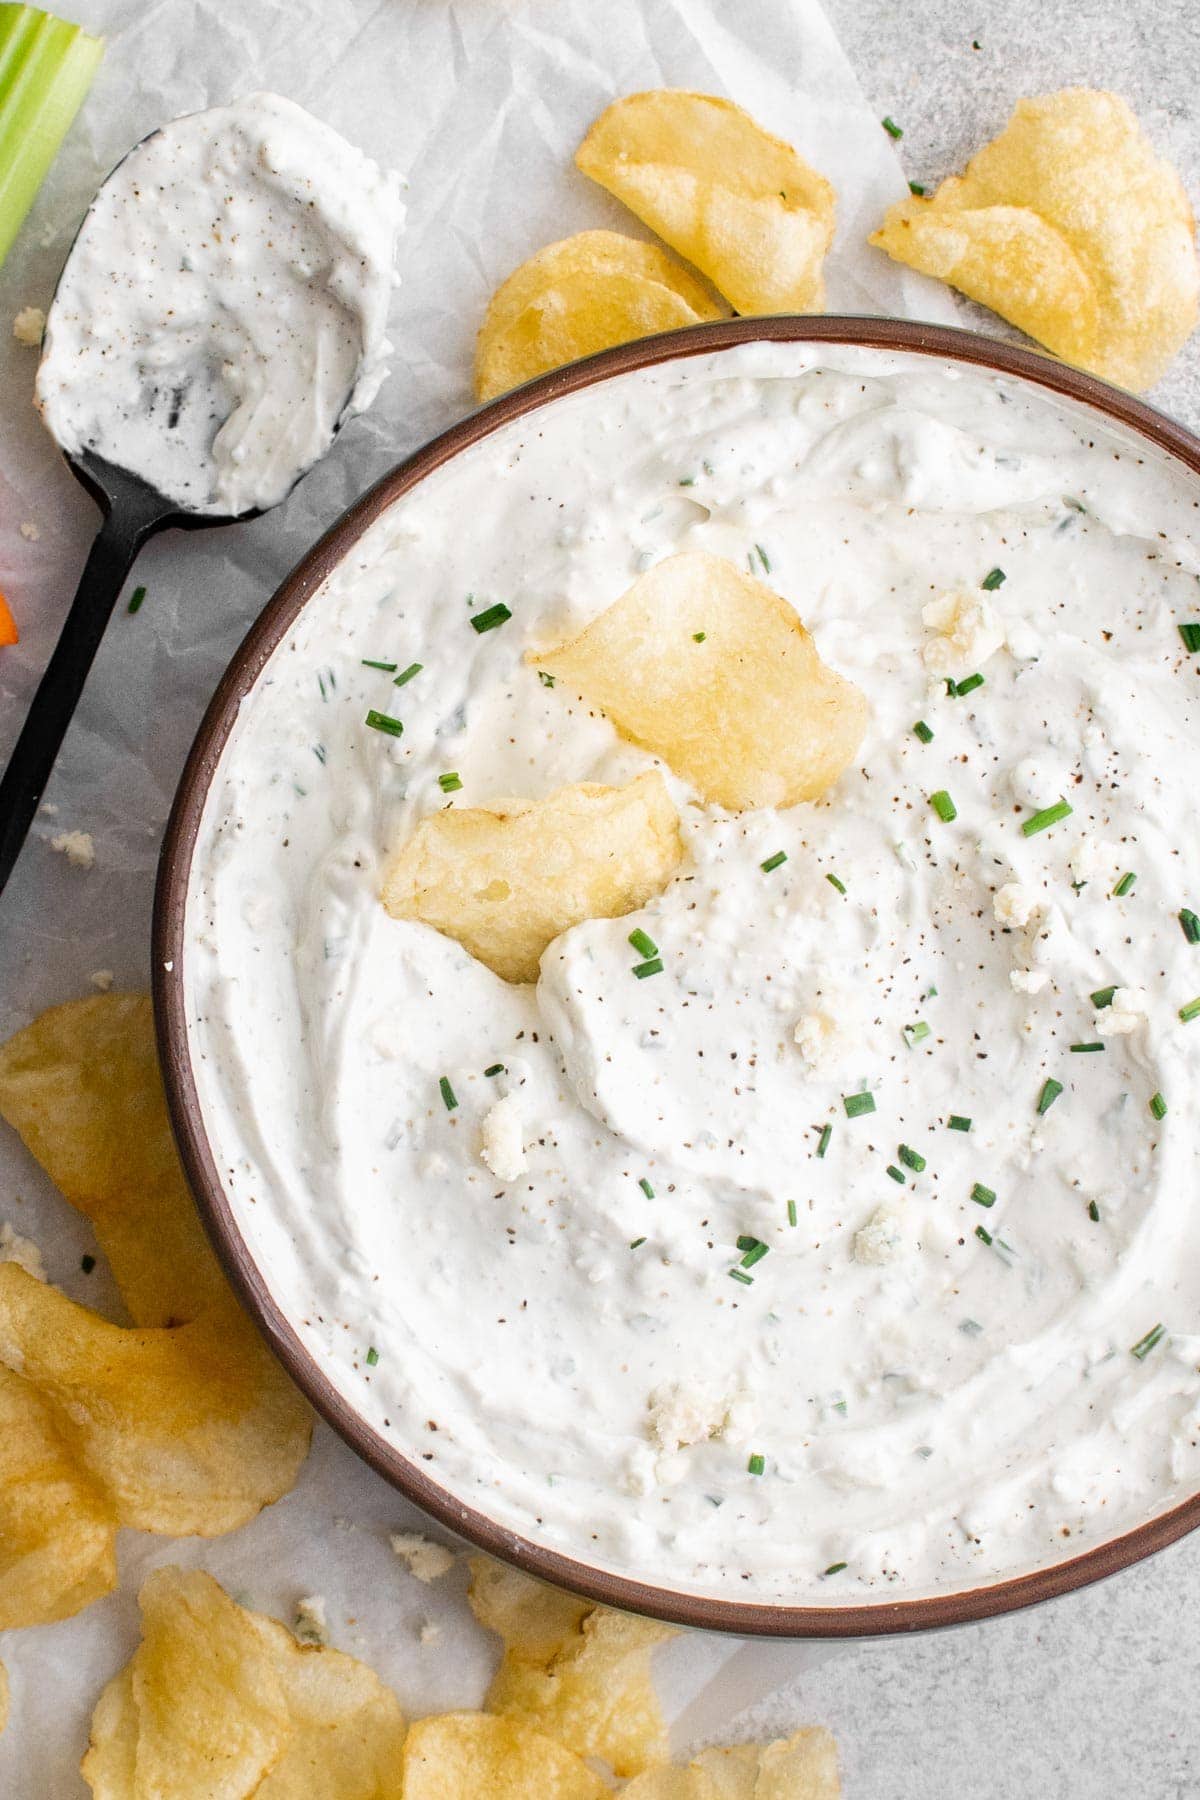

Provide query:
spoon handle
left=0, top=501, right=164, bottom=900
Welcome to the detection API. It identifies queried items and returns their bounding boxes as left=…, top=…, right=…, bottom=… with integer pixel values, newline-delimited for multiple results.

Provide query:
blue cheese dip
left=184, top=342, right=1200, bottom=1602
left=36, top=93, right=403, bottom=516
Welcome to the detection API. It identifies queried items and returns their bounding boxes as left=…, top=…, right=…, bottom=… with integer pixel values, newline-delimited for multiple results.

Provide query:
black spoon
left=0, top=447, right=260, bottom=898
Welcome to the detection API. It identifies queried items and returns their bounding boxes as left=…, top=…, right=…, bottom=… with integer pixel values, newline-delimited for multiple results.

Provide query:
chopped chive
left=823, top=1561, right=848, bottom=1575
left=438, top=772, right=463, bottom=793
left=1037, top=1078, right=1064, bottom=1115
left=975, top=1224, right=993, bottom=1245
left=638, top=1177, right=655, bottom=1199
left=739, top=1241, right=770, bottom=1269
left=1022, top=799, right=1072, bottom=836
left=1179, top=996, right=1200, bottom=1024
left=537, top=669, right=556, bottom=688
left=1088, top=1200, right=1101, bottom=1222
left=971, top=1182, right=996, bottom=1208
left=736, top=1234, right=760, bottom=1251
left=729, top=1268, right=754, bottom=1287
left=1111, top=871, right=1137, bottom=898
left=904, top=1020, right=932, bottom=1046
left=755, top=544, right=771, bottom=573
left=470, top=602, right=512, bottom=633
left=361, top=657, right=397, bottom=672
left=787, top=1199, right=798, bottom=1227
left=632, top=957, right=664, bottom=979
left=760, top=850, right=788, bottom=873
left=629, top=1236, right=647, bottom=1249
left=1150, top=1091, right=1168, bottom=1120
left=127, top=584, right=147, bottom=614
left=364, top=1346, right=379, bottom=1367
left=825, top=872, right=847, bottom=894
left=908, top=179, right=926, bottom=195
left=948, top=1114, right=972, bottom=1132
left=898, top=1144, right=926, bottom=1172
left=886, top=1164, right=906, bottom=1184
left=393, top=661, right=423, bottom=687
left=881, top=114, right=903, bottom=138
left=1091, top=986, right=1117, bottom=1009
left=1131, top=1323, right=1166, bottom=1360
left=692, top=630, right=707, bottom=642
left=747, top=1452, right=765, bottom=1475
left=438, top=1076, right=458, bottom=1111
left=628, top=927, right=659, bottom=958
left=1180, top=908, right=1200, bottom=944
left=843, top=1091, right=876, bottom=1119
left=913, top=720, right=934, bottom=742
left=954, top=672, right=985, bottom=697
left=1178, top=621, right=1200, bottom=653
left=929, top=790, right=957, bottom=822
left=816, top=1123, right=833, bottom=1158
left=1070, top=1042, right=1105, bottom=1053
left=981, top=567, right=1006, bottom=590
left=483, top=1063, right=504, bottom=1078
left=80, top=1253, right=95, bottom=1273
left=364, top=709, right=403, bottom=737
left=678, top=475, right=695, bottom=487
left=944, top=677, right=959, bottom=698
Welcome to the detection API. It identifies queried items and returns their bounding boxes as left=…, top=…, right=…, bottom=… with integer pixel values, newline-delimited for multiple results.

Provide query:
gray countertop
left=758, top=6, right=1199, bottom=1795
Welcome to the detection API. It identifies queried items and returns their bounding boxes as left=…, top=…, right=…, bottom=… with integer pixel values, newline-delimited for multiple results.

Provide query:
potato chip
left=530, top=552, right=868, bottom=810
left=623, top=1770, right=717, bottom=1799
left=0, top=1363, right=117, bottom=1628
left=0, top=993, right=226, bottom=1327
left=0, top=1265, right=310, bottom=1536
left=485, top=1603, right=675, bottom=1777
left=692, top=1728, right=841, bottom=1799
left=466, top=1559, right=590, bottom=1663
left=83, top=1569, right=406, bottom=1800
left=869, top=89, right=1199, bottom=391
left=475, top=230, right=725, bottom=401
left=576, top=91, right=835, bottom=314
left=401, top=1712, right=605, bottom=1800
left=382, top=772, right=683, bottom=983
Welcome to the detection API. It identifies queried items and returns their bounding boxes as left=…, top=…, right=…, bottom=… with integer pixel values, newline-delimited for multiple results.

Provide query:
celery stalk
left=0, top=4, right=103, bottom=268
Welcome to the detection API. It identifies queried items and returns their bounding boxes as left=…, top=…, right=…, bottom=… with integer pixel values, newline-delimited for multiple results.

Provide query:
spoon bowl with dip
left=0, top=91, right=403, bottom=899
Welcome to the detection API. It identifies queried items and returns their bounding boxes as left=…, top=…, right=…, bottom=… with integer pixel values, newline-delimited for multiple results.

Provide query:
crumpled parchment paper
left=0, top=1, right=956, bottom=1790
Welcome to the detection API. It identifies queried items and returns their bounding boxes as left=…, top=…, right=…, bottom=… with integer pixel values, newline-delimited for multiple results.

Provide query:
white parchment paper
left=0, top=2, right=957, bottom=1790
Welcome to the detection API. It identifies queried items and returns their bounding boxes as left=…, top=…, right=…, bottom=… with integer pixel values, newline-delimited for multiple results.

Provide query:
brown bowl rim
left=154, top=315, right=1200, bottom=1638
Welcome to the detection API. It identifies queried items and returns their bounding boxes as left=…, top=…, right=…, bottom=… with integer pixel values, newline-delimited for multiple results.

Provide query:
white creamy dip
left=36, top=93, right=403, bottom=516
left=184, top=343, right=1200, bottom=1603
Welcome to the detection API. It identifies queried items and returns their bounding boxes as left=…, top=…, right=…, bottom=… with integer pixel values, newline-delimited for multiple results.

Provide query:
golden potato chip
left=382, top=772, right=683, bottom=983
left=83, top=1569, right=407, bottom=1800
left=485, top=1604, right=675, bottom=1777
left=0, top=1363, right=116, bottom=1628
left=623, top=1770, right=717, bottom=1799
left=576, top=91, right=835, bottom=314
left=692, top=1728, right=841, bottom=1799
left=0, top=1265, right=310, bottom=1536
left=869, top=89, right=1199, bottom=391
left=476, top=230, right=725, bottom=401
left=530, top=552, right=867, bottom=810
left=466, top=1558, right=590, bottom=1663
left=401, top=1712, right=605, bottom=1800
left=0, top=993, right=225, bottom=1327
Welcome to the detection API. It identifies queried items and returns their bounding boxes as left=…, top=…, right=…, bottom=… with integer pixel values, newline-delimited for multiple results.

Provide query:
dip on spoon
left=0, top=91, right=403, bottom=895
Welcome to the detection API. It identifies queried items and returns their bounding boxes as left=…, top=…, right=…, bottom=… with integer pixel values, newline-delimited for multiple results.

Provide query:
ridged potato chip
left=0, top=1364, right=117, bottom=1628
left=382, top=772, right=683, bottom=983
left=576, top=91, right=835, bottom=314
left=475, top=230, right=725, bottom=400
left=0, top=1265, right=309, bottom=1537
left=467, top=1558, right=674, bottom=1778
left=869, top=89, right=1199, bottom=391
left=0, top=992, right=226, bottom=1327
left=530, top=552, right=868, bottom=810
left=82, top=1568, right=406, bottom=1800
left=693, top=1728, right=840, bottom=1798
left=401, top=1712, right=605, bottom=1800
